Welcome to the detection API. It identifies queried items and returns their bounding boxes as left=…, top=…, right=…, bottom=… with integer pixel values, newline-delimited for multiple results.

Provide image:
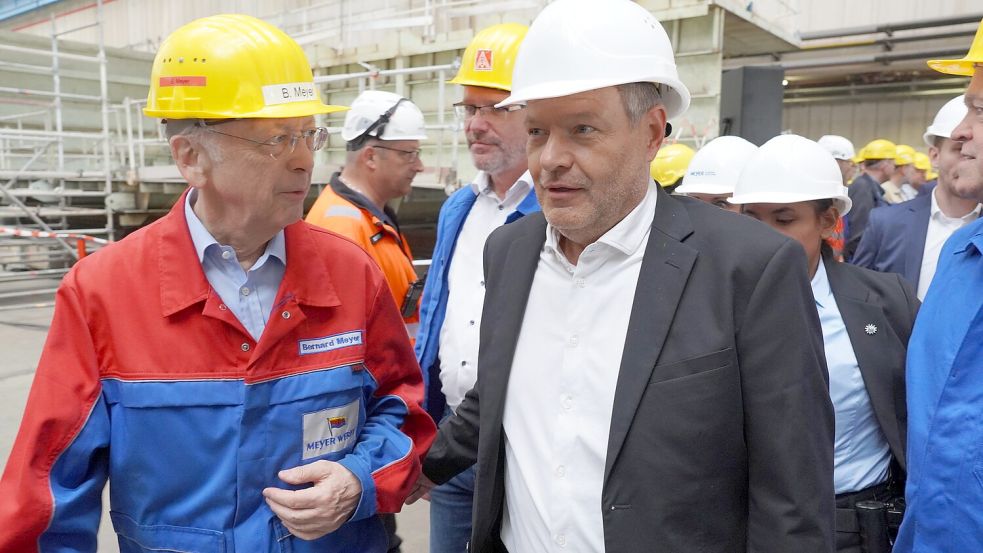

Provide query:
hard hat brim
left=674, top=182, right=734, bottom=195
left=496, top=76, right=691, bottom=119
left=447, top=76, right=511, bottom=92
left=144, top=101, right=348, bottom=120
left=728, top=190, right=852, bottom=217
left=927, top=58, right=978, bottom=77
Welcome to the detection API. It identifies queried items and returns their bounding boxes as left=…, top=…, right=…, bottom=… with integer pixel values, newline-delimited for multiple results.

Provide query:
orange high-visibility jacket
left=306, top=174, right=420, bottom=330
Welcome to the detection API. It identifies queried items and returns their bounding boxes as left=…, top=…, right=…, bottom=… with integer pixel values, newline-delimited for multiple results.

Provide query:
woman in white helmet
left=675, top=135, right=757, bottom=211
left=730, top=134, right=918, bottom=553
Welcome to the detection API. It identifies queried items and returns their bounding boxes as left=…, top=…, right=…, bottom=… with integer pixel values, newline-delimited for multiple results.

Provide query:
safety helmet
left=855, top=139, right=898, bottom=162
left=729, top=134, right=852, bottom=216
left=894, top=144, right=916, bottom=166
left=497, top=0, right=691, bottom=119
left=650, top=143, right=695, bottom=188
left=144, top=14, right=346, bottom=120
left=928, top=18, right=983, bottom=76
left=817, top=135, right=856, bottom=161
left=675, top=136, right=757, bottom=195
left=449, top=23, right=528, bottom=92
left=341, top=90, right=427, bottom=149
left=924, top=95, right=967, bottom=147
left=913, top=152, right=932, bottom=173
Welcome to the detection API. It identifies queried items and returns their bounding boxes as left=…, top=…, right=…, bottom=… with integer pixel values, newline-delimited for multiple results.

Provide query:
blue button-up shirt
left=812, top=259, right=891, bottom=494
left=184, top=190, right=286, bottom=341
left=895, top=217, right=983, bottom=552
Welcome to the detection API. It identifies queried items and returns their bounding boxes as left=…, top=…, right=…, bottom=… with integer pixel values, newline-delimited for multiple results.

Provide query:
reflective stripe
left=323, top=205, right=364, bottom=220
left=404, top=322, right=420, bottom=337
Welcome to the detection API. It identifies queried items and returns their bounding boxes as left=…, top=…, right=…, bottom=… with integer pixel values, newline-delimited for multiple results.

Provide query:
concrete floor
left=0, top=296, right=431, bottom=552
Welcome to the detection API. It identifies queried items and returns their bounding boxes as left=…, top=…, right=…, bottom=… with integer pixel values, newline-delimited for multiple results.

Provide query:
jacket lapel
left=902, top=194, right=931, bottom=289
left=604, top=191, right=697, bottom=480
left=482, top=215, right=548, bottom=424
left=824, top=259, right=906, bottom=467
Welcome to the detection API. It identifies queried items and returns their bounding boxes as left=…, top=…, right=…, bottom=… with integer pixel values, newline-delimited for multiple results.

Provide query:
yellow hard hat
left=928, top=18, right=983, bottom=76
left=913, top=152, right=936, bottom=180
left=651, top=143, right=695, bottom=187
left=894, top=144, right=916, bottom=166
left=144, top=14, right=346, bottom=120
left=448, top=23, right=528, bottom=92
left=856, top=139, right=898, bottom=162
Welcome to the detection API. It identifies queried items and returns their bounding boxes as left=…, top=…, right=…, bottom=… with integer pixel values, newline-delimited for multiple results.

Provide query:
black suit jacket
left=850, top=193, right=931, bottom=291
left=845, top=173, right=888, bottom=261
left=423, top=190, right=836, bottom=553
left=824, top=256, right=917, bottom=475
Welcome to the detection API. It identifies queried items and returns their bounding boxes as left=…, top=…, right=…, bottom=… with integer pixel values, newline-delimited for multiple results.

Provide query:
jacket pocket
left=111, top=511, right=225, bottom=553
left=649, top=347, right=735, bottom=386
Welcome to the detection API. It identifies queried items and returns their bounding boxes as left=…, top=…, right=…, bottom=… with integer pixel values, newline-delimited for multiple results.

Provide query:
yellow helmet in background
left=894, top=144, right=916, bottom=166
left=913, top=152, right=938, bottom=180
left=144, top=14, right=346, bottom=120
left=651, top=143, right=695, bottom=187
left=448, top=23, right=529, bottom=92
left=928, top=18, right=983, bottom=76
left=856, top=139, right=898, bottom=162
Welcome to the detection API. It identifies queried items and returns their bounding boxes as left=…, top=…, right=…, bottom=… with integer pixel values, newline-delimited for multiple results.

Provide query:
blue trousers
left=428, top=459, right=476, bottom=553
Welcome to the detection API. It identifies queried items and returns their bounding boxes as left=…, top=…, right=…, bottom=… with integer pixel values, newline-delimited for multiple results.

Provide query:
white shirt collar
left=930, top=186, right=982, bottom=223
left=545, top=182, right=658, bottom=263
left=469, top=170, right=534, bottom=202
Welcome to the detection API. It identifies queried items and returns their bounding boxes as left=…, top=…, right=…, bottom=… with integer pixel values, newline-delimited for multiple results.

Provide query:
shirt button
left=469, top=320, right=475, bottom=326
left=561, top=395, right=573, bottom=410
left=221, top=249, right=233, bottom=260
left=240, top=342, right=250, bottom=352
left=281, top=310, right=291, bottom=319
left=555, top=465, right=566, bottom=478
left=241, top=287, right=250, bottom=296
left=479, top=280, right=485, bottom=287
left=555, top=534, right=566, bottom=547
left=568, top=334, right=579, bottom=347
left=461, top=360, right=468, bottom=367
left=498, top=205, right=504, bottom=211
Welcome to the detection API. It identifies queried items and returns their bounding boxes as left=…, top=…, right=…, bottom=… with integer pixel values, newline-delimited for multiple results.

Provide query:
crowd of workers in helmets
left=1, top=0, right=982, bottom=552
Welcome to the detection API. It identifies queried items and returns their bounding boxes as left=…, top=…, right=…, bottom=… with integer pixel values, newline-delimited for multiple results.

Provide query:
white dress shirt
left=500, top=184, right=657, bottom=553
left=917, top=188, right=981, bottom=300
left=812, top=259, right=891, bottom=494
left=438, top=170, right=533, bottom=411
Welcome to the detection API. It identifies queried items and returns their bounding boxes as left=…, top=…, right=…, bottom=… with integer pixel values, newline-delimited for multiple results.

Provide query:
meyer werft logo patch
left=298, top=331, right=363, bottom=356
left=302, top=400, right=360, bottom=460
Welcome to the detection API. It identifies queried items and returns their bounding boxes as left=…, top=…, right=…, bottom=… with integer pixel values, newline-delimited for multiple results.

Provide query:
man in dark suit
left=408, top=1, right=835, bottom=552
left=845, top=139, right=896, bottom=261
left=852, top=95, right=981, bottom=299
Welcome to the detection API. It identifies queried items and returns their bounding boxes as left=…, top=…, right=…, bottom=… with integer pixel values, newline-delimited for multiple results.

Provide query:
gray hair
left=164, top=119, right=224, bottom=163
left=616, top=82, right=664, bottom=125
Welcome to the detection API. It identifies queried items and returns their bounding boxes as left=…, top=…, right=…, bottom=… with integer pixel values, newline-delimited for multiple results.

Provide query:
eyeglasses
left=453, top=102, right=524, bottom=120
left=197, top=120, right=328, bottom=159
left=373, top=144, right=422, bottom=162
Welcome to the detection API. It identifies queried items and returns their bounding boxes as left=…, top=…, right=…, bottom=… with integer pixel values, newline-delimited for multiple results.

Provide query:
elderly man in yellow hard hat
left=0, top=15, right=435, bottom=553
left=411, top=1, right=834, bottom=551
left=897, top=19, right=983, bottom=553
left=409, top=22, right=540, bottom=553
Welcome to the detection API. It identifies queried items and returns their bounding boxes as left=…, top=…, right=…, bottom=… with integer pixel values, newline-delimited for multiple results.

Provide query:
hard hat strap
left=347, top=98, right=409, bottom=151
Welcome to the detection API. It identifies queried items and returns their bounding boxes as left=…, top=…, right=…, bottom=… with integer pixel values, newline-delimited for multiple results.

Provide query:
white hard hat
left=923, top=95, right=967, bottom=147
left=817, top=135, right=856, bottom=161
left=675, top=136, right=758, bottom=195
left=496, top=0, right=691, bottom=119
left=341, top=90, right=428, bottom=144
left=729, top=134, right=852, bottom=217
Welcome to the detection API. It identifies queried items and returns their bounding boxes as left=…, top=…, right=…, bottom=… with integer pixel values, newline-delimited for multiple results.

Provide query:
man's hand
left=404, top=473, right=437, bottom=505
left=263, top=460, right=362, bottom=541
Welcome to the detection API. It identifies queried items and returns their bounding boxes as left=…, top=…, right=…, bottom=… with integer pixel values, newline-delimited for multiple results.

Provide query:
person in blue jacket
left=412, top=22, right=539, bottom=553
left=895, top=20, right=983, bottom=552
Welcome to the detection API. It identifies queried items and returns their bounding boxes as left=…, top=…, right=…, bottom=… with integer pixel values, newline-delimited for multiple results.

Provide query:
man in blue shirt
left=895, top=20, right=983, bottom=552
